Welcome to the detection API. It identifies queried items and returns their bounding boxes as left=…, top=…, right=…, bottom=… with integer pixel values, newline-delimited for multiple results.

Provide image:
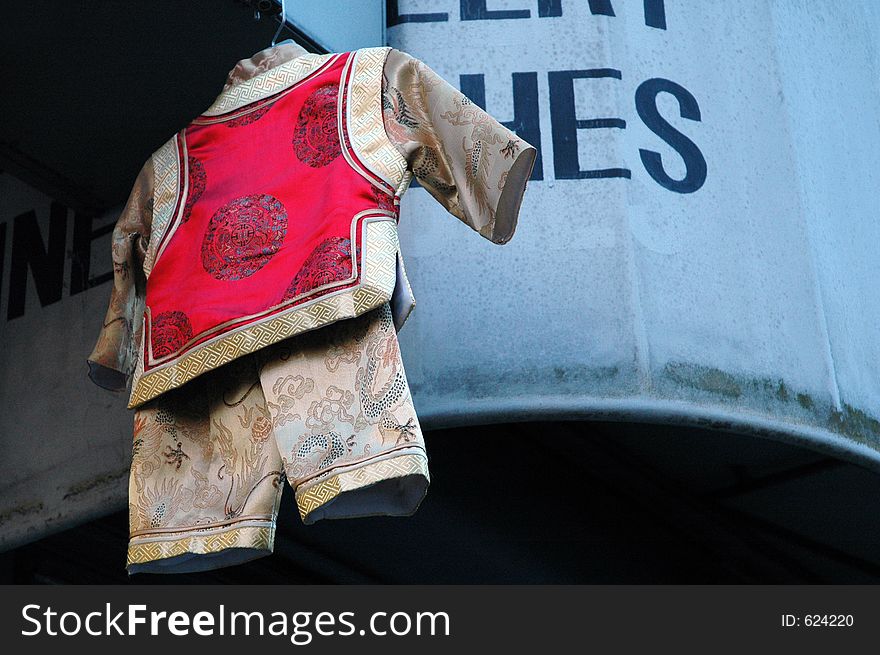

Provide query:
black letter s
left=636, top=78, right=707, bottom=193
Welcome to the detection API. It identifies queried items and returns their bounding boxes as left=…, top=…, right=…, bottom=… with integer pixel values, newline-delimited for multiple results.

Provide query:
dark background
left=5, top=420, right=880, bottom=584
left=0, top=1, right=309, bottom=215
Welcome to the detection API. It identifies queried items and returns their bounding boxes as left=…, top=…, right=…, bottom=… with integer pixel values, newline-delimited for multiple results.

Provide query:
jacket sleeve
left=86, top=159, right=153, bottom=392
left=381, top=48, right=536, bottom=245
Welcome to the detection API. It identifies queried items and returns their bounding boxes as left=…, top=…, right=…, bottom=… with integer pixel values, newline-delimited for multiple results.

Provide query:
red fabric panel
left=143, top=53, right=383, bottom=369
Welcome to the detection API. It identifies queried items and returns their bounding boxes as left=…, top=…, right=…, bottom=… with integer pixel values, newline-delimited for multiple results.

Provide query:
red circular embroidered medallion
left=181, top=156, right=206, bottom=224
left=293, top=84, right=342, bottom=167
left=151, top=310, right=193, bottom=359
left=282, top=237, right=354, bottom=301
left=201, top=194, right=288, bottom=281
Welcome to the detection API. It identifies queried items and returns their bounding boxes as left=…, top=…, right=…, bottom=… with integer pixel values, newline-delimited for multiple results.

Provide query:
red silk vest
left=130, top=50, right=411, bottom=408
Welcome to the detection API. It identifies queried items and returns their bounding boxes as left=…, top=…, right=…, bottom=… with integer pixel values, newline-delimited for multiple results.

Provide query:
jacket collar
left=223, top=40, right=310, bottom=90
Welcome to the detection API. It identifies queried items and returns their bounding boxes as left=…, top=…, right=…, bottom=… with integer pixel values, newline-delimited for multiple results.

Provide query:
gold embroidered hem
left=127, top=523, right=276, bottom=574
left=295, top=450, right=429, bottom=523
left=128, top=217, right=400, bottom=408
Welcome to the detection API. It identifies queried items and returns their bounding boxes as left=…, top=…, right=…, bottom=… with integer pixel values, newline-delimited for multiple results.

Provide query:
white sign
left=389, top=1, right=880, bottom=465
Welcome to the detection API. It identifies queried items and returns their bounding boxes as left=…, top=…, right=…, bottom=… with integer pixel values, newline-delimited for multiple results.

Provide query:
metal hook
left=271, top=0, right=287, bottom=47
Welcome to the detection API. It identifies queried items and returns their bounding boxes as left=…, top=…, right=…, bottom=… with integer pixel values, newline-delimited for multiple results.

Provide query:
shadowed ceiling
left=0, top=1, right=310, bottom=214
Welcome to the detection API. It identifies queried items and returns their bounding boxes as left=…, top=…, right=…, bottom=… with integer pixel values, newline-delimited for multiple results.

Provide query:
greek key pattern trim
left=295, top=452, right=429, bottom=521
left=127, top=217, right=400, bottom=408
left=126, top=524, right=274, bottom=568
left=145, top=136, right=182, bottom=277
left=347, top=47, right=408, bottom=190
left=202, top=54, right=337, bottom=116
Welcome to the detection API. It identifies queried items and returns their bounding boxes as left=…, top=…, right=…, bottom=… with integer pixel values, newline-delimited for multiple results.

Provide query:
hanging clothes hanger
left=271, top=0, right=287, bottom=47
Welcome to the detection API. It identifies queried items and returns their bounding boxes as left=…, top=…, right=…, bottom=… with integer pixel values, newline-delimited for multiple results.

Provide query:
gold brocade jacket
left=87, top=42, right=537, bottom=407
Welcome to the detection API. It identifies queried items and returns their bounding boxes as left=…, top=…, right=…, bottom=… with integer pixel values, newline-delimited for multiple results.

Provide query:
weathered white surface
left=390, top=1, right=880, bottom=461
left=0, top=176, right=130, bottom=549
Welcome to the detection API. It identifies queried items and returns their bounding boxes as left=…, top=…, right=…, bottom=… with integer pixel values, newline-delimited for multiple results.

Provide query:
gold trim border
left=127, top=524, right=274, bottom=568
left=144, top=135, right=182, bottom=277
left=346, top=47, right=409, bottom=190
left=152, top=142, right=189, bottom=274
left=295, top=452, right=429, bottom=521
left=202, top=53, right=338, bottom=116
left=128, top=218, right=399, bottom=408
left=337, top=53, right=387, bottom=192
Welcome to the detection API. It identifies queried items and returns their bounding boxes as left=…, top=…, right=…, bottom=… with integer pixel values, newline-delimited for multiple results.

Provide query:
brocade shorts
left=125, top=303, right=429, bottom=574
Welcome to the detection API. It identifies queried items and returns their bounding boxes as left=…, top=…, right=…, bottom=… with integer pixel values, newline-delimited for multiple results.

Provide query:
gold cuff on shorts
left=127, top=520, right=276, bottom=574
left=295, top=450, right=429, bottom=523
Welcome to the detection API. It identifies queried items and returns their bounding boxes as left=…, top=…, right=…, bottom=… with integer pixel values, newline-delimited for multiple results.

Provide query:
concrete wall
left=388, top=1, right=880, bottom=463
left=0, top=175, right=130, bottom=549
